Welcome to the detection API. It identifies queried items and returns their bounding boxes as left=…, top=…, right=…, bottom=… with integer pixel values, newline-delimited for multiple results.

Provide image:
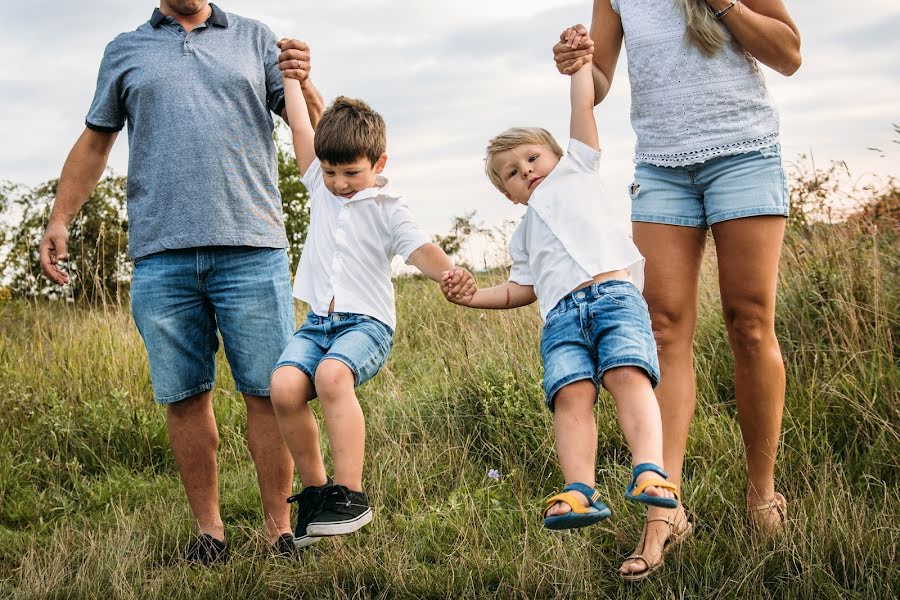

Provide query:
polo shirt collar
left=150, top=3, right=228, bottom=29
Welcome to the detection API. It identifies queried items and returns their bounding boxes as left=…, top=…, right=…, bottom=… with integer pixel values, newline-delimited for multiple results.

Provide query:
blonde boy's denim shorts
left=630, top=144, right=789, bottom=228
left=540, top=280, right=660, bottom=411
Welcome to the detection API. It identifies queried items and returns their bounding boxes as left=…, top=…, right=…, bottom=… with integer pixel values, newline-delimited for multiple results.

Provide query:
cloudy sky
left=2, top=1, right=898, bottom=263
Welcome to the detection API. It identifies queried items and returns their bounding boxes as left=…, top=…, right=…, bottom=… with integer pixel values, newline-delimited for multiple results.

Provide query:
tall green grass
left=0, top=212, right=897, bottom=599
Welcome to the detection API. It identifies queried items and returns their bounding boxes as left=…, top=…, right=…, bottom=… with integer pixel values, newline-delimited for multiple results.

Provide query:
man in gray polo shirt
left=38, top=1, right=323, bottom=563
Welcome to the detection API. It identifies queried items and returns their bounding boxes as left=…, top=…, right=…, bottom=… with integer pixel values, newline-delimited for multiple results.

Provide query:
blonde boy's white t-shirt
left=508, top=138, right=645, bottom=320
left=293, top=158, right=431, bottom=330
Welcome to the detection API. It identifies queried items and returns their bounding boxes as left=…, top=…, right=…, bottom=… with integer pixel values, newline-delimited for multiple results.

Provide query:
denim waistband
left=549, top=279, right=638, bottom=314
left=306, top=311, right=392, bottom=333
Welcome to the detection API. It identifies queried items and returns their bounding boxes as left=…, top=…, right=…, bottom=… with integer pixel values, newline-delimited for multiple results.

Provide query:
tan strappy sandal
left=620, top=512, right=693, bottom=582
left=748, top=492, right=787, bottom=538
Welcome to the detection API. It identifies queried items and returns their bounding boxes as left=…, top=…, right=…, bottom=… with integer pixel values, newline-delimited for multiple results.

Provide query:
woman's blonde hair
left=674, top=0, right=728, bottom=57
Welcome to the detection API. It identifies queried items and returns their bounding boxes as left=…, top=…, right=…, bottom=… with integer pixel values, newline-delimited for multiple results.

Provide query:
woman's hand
left=553, top=24, right=594, bottom=75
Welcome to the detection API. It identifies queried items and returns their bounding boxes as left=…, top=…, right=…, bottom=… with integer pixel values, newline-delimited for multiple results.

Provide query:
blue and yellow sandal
left=542, top=482, right=612, bottom=530
left=625, top=463, right=679, bottom=510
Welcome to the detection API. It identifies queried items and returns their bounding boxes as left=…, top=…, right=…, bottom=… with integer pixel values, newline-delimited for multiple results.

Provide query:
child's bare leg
left=602, top=366, right=673, bottom=499
left=546, top=379, right=598, bottom=516
left=270, top=366, right=328, bottom=487
left=315, top=359, right=365, bottom=491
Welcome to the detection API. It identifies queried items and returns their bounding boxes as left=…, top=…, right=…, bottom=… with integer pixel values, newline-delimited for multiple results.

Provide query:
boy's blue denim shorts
left=540, top=280, right=660, bottom=410
left=631, top=144, right=789, bottom=228
left=130, top=247, right=295, bottom=404
left=273, top=311, right=393, bottom=398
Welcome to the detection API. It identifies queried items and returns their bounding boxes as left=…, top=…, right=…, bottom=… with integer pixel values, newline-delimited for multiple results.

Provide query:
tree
left=0, top=173, right=129, bottom=303
left=0, top=129, right=310, bottom=303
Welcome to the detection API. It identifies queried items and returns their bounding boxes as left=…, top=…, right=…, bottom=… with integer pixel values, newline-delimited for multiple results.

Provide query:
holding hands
left=277, top=38, right=312, bottom=82
left=553, top=24, right=594, bottom=75
left=441, top=267, right=477, bottom=305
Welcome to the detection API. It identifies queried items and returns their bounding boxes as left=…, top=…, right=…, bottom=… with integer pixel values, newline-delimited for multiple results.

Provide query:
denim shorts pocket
left=599, top=284, right=642, bottom=309
left=629, top=182, right=641, bottom=201
left=543, top=303, right=567, bottom=325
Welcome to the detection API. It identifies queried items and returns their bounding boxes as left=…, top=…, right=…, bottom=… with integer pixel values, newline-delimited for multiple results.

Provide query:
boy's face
left=491, top=143, right=561, bottom=205
left=321, top=154, right=388, bottom=199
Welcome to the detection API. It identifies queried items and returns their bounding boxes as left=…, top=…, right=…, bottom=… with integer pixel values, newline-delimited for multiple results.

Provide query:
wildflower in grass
left=487, top=468, right=501, bottom=481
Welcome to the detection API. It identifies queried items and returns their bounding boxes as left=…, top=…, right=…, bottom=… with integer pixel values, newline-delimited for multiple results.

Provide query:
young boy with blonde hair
left=444, top=27, right=678, bottom=531
left=272, top=73, right=473, bottom=548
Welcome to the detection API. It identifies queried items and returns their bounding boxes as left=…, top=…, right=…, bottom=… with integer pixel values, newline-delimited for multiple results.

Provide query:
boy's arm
left=447, top=281, right=537, bottom=310
left=282, top=77, right=316, bottom=175
left=407, top=244, right=477, bottom=300
left=563, top=28, right=600, bottom=151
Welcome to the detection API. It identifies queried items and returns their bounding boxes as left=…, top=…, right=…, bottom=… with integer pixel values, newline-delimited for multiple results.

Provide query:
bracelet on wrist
left=715, top=0, right=741, bottom=20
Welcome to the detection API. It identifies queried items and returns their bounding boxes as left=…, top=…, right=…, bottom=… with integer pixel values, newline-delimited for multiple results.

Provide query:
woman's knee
left=725, top=305, right=776, bottom=358
left=647, top=305, right=696, bottom=356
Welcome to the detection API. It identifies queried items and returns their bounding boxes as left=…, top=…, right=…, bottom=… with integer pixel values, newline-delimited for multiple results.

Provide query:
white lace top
left=610, top=0, right=780, bottom=167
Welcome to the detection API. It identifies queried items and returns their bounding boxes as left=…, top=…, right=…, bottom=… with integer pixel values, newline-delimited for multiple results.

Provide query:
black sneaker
left=185, top=533, right=228, bottom=565
left=305, top=485, right=373, bottom=537
left=287, top=478, right=333, bottom=548
left=270, top=532, right=297, bottom=558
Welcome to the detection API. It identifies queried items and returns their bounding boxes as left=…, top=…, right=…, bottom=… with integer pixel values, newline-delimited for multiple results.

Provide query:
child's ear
left=374, top=153, right=388, bottom=173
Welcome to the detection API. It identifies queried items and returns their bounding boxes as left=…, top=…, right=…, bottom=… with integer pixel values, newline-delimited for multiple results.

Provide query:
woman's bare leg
left=620, top=222, right=707, bottom=575
left=712, top=216, right=786, bottom=530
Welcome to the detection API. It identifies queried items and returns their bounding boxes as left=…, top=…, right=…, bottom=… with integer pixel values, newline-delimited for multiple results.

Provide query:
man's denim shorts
left=540, top=280, right=660, bottom=410
left=631, top=144, right=789, bottom=228
left=130, top=247, right=295, bottom=404
left=273, top=312, right=393, bottom=397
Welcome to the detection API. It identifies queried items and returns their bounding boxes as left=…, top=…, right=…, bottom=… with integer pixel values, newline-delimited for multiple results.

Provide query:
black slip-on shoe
left=186, top=533, right=228, bottom=565
left=305, top=485, right=372, bottom=537
left=270, top=532, right=298, bottom=558
left=287, top=478, right=333, bottom=548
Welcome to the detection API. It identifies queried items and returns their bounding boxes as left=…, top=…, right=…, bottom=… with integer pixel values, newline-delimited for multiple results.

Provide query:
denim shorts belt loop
left=540, top=280, right=661, bottom=410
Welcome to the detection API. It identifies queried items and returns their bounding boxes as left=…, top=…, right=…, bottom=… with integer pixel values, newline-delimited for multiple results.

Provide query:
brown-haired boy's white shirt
left=293, top=157, right=431, bottom=330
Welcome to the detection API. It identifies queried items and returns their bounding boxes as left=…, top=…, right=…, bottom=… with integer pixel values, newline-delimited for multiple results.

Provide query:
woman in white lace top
left=554, top=0, right=801, bottom=581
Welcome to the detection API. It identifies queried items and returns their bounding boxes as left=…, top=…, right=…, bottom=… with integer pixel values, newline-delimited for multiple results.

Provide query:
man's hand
left=441, top=267, right=476, bottom=304
left=39, top=221, right=70, bottom=285
left=553, top=23, right=593, bottom=75
left=277, top=38, right=311, bottom=83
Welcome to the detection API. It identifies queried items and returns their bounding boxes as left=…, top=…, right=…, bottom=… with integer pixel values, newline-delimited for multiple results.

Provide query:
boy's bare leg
left=270, top=367, right=329, bottom=488
left=315, top=359, right=365, bottom=491
left=243, top=393, right=295, bottom=544
left=166, top=391, right=224, bottom=541
left=603, top=366, right=673, bottom=500
left=545, top=379, right=598, bottom=516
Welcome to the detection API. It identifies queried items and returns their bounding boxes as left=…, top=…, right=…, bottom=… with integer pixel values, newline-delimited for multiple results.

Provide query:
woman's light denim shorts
left=631, top=144, right=789, bottom=228
left=273, top=311, right=393, bottom=398
left=540, top=280, right=660, bottom=411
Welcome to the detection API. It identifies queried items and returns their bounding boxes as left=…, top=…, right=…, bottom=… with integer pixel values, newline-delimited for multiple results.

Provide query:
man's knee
left=166, top=390, right=213, bottom=420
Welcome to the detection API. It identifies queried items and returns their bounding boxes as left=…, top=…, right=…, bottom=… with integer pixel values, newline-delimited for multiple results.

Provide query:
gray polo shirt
left=86, top=4, right=288, bottom=259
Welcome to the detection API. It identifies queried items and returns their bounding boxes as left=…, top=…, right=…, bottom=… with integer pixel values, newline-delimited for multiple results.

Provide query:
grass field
left=0, top=211, right=897, bottom=599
